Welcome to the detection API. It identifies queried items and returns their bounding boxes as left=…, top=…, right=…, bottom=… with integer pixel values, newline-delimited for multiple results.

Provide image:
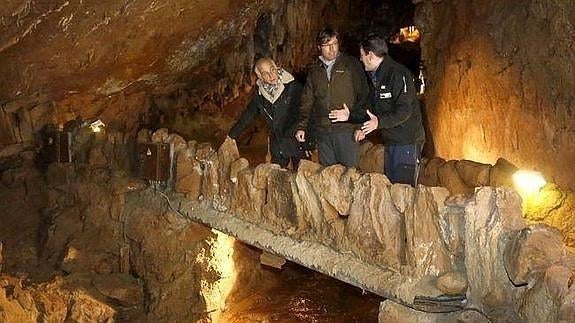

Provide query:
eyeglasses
left=320, top=40, right=339, bottom=49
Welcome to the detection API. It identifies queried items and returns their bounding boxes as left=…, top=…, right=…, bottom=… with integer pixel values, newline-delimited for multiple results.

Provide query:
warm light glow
left=513, top=170, right=546, bottom=199
left=461, top=126, right=497, bottom=164
left=196, top=229, right=237, bottom=322
left=391, top=26, right=421, bottom=44
left=90, top=119, right=105, bottom=132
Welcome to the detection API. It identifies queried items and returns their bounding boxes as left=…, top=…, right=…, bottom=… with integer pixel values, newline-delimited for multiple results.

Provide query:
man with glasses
left=229, top=58, right=304, bottom=169
left=295, top=27, right=369, bottom=167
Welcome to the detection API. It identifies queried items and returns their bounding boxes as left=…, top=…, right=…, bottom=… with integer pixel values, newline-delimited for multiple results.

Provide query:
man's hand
left=361, top=110, right=378, bottom=135
left=354, top=129, right=365, bottom=142
left=295, top=130, right=306, bottom=142
left=328, top=103, right=350, bottom=122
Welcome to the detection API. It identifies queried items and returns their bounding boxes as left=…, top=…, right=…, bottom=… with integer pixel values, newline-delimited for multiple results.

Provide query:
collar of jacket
left=257, top=68, right=295, bottom=104
left=373, top=55, right=395, bottom=80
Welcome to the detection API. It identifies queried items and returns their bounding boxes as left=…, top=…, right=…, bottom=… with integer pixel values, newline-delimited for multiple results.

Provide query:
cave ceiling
left=0, top=0, right=274, bottom=111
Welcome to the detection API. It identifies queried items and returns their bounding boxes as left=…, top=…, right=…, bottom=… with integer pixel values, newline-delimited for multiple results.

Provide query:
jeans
left=384, top=144, right=422, bottom=186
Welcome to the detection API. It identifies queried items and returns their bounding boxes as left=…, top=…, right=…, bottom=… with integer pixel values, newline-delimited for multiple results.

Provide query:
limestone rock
left=151, top=128, right=169, bottom=143
left=441, top=195, right=468, bottom=259
left=559, top=282, right=575, bottom=323
left=230, top=158, right=249, bottom=183
left=137, top=129, right=151, bottom=143
left=317, top=165, right=361, bottom=216
left=455, top=160, right=491, bottom=187
left=166, top=133, right=187, bottom=152
left=261, top=168, right=299, bottom=233
left=217, top=136, right=240, bottom=207
left=66, top=290, right=116, bottom=322
left=436, top=271, right=468, bottom=295
left=523, top=184, right=575, bottom=249
left=252, top=163, right=281, bottom=190
left=359, top=142, right=385, bottom=174
left=405, top=186, right=453, bottom=276
left=437, top=160, right=473, bottom=195
left=110, top=175, right=146, bottom=195
left=195, top=142, right=214, bottom=161
left=347, top=173, right=405, bottom=270
left=489, top=158, right=518, bottom=188
left=195, top=143, right=219, bottom=201
left=390, top=184, right=415, bottom=214
left=464, top=187, right=525, bottom=311
left=175, top=149, right=203, bottom=200
left=419, top=157, right=445, bottom=187
left=516, top=265, right=573, bottom=323
left=504, top=224, right=575, bottom=286
left=93, top=274, right=143, bottom=307
left=378, top=299, right=489, bottom=323
left=231, top=168, right=264, bottom=223
left=292, top=160, right=324, bottom=236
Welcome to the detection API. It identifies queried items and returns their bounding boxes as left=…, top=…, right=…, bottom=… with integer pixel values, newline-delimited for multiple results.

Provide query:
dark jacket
left=351, top=56, right=425, bottom=145
left=297, top=53, right=369, bottom=134
left=229, top=79, right=303, bottom=161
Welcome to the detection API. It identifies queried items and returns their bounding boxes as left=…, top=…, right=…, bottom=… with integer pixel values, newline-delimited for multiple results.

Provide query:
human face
left=257, top=62, right=279, bottom=85
left=318, top=36, right=339, bottom=61
left=360, top=47, right=378, bottom=72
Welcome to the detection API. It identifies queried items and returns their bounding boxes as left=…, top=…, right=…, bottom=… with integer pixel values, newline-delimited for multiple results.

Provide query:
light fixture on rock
left=513, top=170, right=546, bottom=198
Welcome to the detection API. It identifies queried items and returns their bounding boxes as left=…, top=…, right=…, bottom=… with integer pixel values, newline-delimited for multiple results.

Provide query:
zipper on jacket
left=262, top=105, right=273, bottom=121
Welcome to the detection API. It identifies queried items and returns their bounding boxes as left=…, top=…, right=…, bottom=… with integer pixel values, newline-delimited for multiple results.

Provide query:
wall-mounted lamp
left=513, top=170, right=546, bottom=199
left=89, top=119, right=105, bottom=133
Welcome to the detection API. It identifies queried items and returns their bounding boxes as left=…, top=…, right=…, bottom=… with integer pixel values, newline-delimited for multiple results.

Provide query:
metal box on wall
left=137, top=142, right=172, bottom=182
left=45, top=131, right=72, bottom=163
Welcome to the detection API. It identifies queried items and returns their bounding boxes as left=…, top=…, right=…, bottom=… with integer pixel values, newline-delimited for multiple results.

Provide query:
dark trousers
left=384, top=144, right=422, bottom=186
left=317, top=131, right=359, bottom=168
left=271, top=152, right=301, bottom=169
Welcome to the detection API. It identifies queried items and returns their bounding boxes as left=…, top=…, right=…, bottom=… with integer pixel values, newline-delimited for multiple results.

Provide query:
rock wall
left=160, top=127, right=575, bottom=321
left=0, top=130, right=278, bottom=322
left=415, top=0, right=575, bottom=190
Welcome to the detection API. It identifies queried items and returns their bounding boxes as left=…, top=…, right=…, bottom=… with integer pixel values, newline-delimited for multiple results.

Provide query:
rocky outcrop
left=416, top=0, right=575, bottom=190
left=419, top=157, right=516, bottom=195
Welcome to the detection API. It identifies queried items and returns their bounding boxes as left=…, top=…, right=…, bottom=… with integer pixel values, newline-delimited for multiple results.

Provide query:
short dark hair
left=360, top=34, right=388, bottom=58
left=316, top=27, right=339, bottom=46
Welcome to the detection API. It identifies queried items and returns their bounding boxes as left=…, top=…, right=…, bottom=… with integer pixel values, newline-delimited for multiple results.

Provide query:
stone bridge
left=146, top=128, right=575, bottom=322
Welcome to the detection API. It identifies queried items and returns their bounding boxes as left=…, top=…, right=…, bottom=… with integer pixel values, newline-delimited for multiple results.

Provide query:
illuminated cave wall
left=415, top=0, right=575, bottom=190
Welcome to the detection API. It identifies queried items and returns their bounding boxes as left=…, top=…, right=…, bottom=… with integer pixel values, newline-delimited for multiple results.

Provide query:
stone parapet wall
left=156, top=127, right=575, bottom=321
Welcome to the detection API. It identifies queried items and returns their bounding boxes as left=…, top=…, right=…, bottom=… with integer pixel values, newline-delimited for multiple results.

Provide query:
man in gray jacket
left=295, top=27, right=369, bottom=167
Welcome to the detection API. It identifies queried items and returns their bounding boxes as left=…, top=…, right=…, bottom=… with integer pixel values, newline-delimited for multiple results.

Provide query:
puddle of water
left=222, top=261, right=382, bottom=323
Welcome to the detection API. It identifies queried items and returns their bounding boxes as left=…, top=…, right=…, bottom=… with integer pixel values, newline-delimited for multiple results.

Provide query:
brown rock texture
left=416, top=0, right=575, bottom=190
left=504, top=224, right=575, bottom=286
left=464, top=187, right=526, bottom=315
left=405, top=186, right=453, bottom=276
left=347, top=173, right=405, bottom=270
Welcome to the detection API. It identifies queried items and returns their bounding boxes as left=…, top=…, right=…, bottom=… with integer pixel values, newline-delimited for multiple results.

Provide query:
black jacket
left=229, top=80, right=303, bottom=159
left=351, top=56, right=425, bottom=145
left=297, top=53, right=369, bottom=133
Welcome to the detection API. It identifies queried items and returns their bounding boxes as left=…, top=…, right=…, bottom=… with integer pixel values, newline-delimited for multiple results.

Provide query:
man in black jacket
left=229, top=58, right=303, bottom=168
left=329, top=34, right=425, bottom=185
